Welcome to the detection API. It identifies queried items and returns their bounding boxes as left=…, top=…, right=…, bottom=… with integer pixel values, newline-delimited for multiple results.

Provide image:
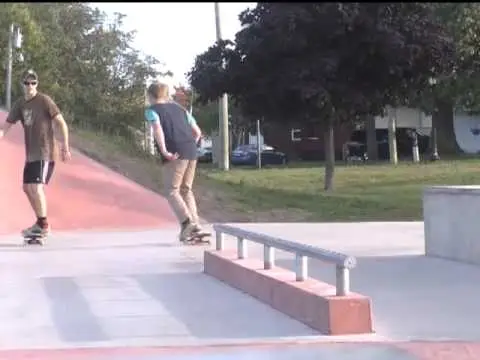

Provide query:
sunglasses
left=23, top=81, right=37, bottom=86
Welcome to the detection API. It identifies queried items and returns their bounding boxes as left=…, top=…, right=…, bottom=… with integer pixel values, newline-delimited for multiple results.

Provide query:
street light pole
left=214, top=2, right=230, bottom=171
left=5, top=23, right=14, bottom=110
left=387, top=106, right=398, bottom=165
left=5, top=23, right=22, bottom=111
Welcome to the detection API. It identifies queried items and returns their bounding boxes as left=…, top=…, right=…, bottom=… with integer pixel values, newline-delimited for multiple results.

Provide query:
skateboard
left=183, top=232, right=211, bottom=245
left=23, top=234, right=47, bottom=246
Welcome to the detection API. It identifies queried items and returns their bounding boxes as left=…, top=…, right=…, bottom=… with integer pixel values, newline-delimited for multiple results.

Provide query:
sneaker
left=22, top=223, right=50, bottom=237
left=179, top=220, right=196, bottom=242
left=21, top=223, right=37, bottom=236
left=192, top=224, right=203, bottom=233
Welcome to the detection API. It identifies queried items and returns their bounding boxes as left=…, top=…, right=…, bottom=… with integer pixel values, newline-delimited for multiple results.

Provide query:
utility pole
left=430, top=127, right=440, bottom=161
left=214, top=2, right=230, bottom=170
left=5, top=23, right=14, bottom=110
left=5, top=24, right=22, bottom=110
left=428, top=77, right=440, bottom=162
left=256, top=119, right=262, bottom=169
left=189, top=88, right=194, bottom=115
left=387, top=106, right=398, bottom=165
left=411, top=110, right=421, bottom=163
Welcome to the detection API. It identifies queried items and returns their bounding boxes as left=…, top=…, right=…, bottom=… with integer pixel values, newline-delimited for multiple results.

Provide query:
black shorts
left=23, top=161, right=55, bottom=185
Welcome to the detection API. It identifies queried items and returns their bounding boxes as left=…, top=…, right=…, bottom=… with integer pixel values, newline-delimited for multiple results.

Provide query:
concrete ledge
left=424, top=185, right=480, bottom=195
left=424, top=185, right=480, bottom=265
left=204, top=250, right=374, bottom=335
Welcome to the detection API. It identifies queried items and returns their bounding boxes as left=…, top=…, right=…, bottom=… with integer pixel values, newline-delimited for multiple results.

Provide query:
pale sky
left=90, top=2, right=256, bottom=86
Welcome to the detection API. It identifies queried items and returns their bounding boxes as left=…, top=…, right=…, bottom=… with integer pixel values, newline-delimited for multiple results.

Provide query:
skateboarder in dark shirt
left=144, top=82, right=204, bottom=242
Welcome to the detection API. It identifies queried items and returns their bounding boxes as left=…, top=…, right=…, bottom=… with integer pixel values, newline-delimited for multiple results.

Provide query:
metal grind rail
left=213, top=224, right=357, bottom=296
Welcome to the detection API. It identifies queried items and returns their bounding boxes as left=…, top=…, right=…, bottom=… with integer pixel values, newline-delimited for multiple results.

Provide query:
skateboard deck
left=183, top=232, right=211, bottom=245
left=23, top=234, right=47, bottom=246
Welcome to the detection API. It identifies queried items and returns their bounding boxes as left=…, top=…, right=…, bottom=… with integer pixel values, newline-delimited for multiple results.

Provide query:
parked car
left=197, top=146, right=212, bottom=163
left=349, top=129, right=429, bottom=160
left=231, top=144, right=288, bottom=166
left=342, top=141, right=368, bottom=163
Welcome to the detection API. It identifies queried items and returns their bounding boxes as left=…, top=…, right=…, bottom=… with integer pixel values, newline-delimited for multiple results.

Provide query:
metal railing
left=213, top=224, right=357, bottom=296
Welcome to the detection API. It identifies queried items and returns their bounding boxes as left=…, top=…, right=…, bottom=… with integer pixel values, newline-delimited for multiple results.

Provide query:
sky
left=90, top=2, right=256, bottom=87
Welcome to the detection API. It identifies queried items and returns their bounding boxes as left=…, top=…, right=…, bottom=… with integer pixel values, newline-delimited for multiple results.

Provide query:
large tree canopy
left=428, top=3, right=480, bottom=113
left=190, top=3, right=454, bottom=122
left=406, top=3, right=480, bottom=156
left=189, top=3, right=454, bottom=189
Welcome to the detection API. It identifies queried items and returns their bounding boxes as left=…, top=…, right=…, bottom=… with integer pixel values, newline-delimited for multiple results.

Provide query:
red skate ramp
left=0, top=111, right=176, bottom=234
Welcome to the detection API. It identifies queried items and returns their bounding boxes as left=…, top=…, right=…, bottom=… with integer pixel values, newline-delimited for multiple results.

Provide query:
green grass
left=71, top=126, right=480, bottom=222
left=72, top=125, right=155, bottom=160
left=197, top=160, right=480, bottom=221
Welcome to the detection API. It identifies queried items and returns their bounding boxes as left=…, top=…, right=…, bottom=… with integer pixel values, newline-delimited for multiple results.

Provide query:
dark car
left=231, top=144, right=287, bottom=166
left=350, top=129, right=429, bottom=160
left=197, top=146, right=212, bottom=163
left=343, top=141, right=368, bottom=163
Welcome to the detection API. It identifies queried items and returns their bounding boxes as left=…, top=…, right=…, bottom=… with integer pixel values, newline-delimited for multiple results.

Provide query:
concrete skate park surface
left=0, top=226, right=479, bottom=359
left=0, top=110, right=479, bottom=358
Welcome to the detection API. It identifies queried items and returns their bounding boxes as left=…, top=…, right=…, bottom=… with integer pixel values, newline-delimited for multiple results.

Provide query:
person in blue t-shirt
left=144, top=82, right=204, bottom=242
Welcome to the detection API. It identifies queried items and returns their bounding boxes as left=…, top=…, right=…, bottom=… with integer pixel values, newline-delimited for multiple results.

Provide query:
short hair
left=147, top=82, right=169, bottom=100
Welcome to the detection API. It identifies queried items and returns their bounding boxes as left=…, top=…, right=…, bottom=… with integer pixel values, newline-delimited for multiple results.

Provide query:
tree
left=193, top=100, right=218, bottom=135
left=192, top=97, right=252, bottom=148
left=412, top=3, right=480, bottom=158
left=0, top=3, right=44, bottom=101
left=189, top=3, right=454, bottom=190
left=173, top=85, right=252, bottom=146
left=1, top=3, right=168, bottom=150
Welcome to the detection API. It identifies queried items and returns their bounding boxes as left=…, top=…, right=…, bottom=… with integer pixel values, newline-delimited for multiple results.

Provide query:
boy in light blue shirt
left=144, top=83, right=204, bottom=242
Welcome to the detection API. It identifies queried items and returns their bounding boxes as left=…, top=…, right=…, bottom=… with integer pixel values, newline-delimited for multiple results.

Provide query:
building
left=261, top=107, right=432, bottom=160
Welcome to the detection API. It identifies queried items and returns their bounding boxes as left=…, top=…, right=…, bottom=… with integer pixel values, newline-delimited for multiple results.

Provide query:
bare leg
left=24, top=184, right=48, bottom=218
left=22, top=184, right=36, bottom=216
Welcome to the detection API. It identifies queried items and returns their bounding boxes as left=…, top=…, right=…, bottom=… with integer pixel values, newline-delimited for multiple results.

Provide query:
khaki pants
left=162, top=159, right=199, bottom=225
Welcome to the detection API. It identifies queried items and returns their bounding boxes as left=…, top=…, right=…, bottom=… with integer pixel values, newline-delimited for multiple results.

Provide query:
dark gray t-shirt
left=145, top=102, right=197, bottom=161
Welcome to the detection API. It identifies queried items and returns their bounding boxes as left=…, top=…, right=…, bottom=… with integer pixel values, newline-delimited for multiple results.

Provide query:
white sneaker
left=192, top=224, right=203, bottom=233
left=22, top=223, right=50, bottom=237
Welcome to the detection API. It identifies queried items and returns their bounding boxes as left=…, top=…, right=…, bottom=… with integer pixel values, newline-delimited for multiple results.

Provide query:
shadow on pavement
left=131, top=271, right=319, bottom=340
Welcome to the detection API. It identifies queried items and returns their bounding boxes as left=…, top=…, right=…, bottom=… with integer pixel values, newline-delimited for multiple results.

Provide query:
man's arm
left=52, top=113, right=70, bottom=151
left=0, top=102, right=20, bottom=138
left=191, top=122, right=202, bottom=143
left=52, top=113, right=72, bottom=162
left=44, top=95, right=70, bottom=154
left=186, top=113, right=202, bottom=143
left=151, top=121, right=168, bottom=155
left=0, top=122, right=14, bottom=139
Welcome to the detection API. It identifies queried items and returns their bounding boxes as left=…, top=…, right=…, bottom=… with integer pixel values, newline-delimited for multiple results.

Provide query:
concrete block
left=204, top=250, right=373, bottom=335
left=424, top=186, right=480, bottom=265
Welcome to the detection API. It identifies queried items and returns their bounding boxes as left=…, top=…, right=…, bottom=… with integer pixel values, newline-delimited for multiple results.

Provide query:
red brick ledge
left=204, top=249, right=373, bottom=335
